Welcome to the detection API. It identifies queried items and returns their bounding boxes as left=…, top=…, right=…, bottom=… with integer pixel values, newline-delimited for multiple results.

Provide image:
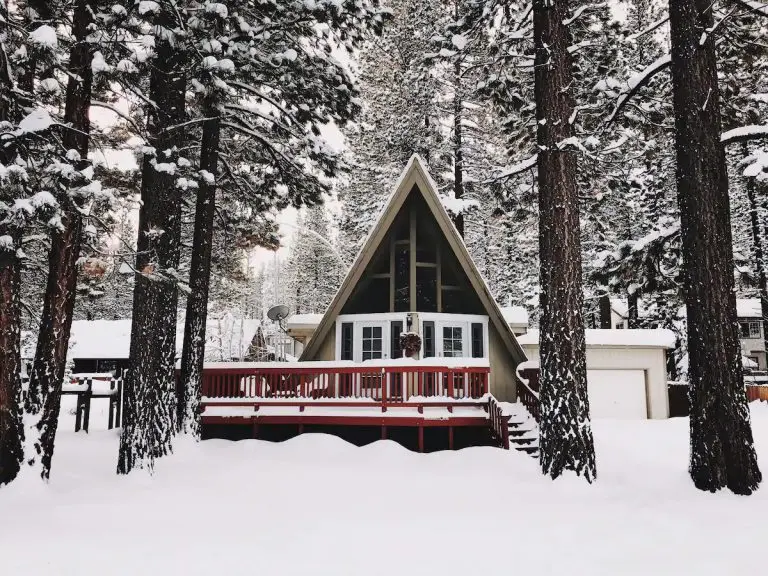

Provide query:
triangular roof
left=301, top=155, right=526, bottom=364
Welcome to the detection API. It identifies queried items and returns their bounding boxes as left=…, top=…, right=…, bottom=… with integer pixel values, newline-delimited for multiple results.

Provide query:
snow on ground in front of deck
left=2, top=400, right=768, bottom=576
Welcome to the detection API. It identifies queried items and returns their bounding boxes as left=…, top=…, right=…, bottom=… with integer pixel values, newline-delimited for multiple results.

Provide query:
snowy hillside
left=2, top=403, right=767, bottom=576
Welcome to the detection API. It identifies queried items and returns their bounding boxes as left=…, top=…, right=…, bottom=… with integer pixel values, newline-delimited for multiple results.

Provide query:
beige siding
left=489, top=323, right=519, bottom=402
left=307, top=322, right=336, bottom=361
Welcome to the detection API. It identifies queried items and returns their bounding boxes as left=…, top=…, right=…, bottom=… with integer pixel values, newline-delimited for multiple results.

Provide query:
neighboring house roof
left=300, top=154, right=527, bottom=364
left=285, top=313, right=324, bottom=331
left=63, top=317, right=262, bottom=361
left=736, top=298, right=762, bottom=319
left=500, top=305, right=529, bottom=327
left=517, top=328, right=676, bottom=349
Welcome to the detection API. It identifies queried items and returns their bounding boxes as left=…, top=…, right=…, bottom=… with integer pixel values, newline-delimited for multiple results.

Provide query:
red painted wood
left=201, top=415, right=489, bottom=427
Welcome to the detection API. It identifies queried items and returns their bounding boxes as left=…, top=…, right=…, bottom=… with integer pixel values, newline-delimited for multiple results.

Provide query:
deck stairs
left=503, top=401, right=539, bottom=458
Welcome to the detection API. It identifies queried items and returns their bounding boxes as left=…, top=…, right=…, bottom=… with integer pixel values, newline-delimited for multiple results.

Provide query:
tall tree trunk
left=599, top=294, right=611, bottom=329
left=533, top=0, right=596, bottom=482
left=668, top=0, right=761, bottom=494
left=0, top=237, right=24, bottom=486
left=27, top=0, right=94, bottom=480
left=178, top=104, right=220, bottom=437
left=117, top=29, right=186, bottom=474
left=742, top=142, right=768, bottom=365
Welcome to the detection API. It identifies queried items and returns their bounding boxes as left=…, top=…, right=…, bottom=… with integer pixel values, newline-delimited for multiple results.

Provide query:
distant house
left=735, top=299, right=766, bottom=370
left=59, top=317, right=265, bottom=375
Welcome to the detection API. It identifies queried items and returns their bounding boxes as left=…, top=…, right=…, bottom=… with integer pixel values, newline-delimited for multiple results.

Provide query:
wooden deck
left=199, top=361, right=511, bottom=451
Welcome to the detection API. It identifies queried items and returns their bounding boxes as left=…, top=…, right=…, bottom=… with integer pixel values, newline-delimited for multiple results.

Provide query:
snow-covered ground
left=2, top=401, right=768, bottom=576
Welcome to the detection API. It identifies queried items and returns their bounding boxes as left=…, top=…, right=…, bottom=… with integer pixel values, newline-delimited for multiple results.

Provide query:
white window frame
left=335, top=312, right=489, bottom=362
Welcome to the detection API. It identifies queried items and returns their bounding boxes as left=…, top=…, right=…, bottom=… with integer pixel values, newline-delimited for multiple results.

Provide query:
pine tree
left=118, top=0, right=190, bottom=474
left=668, top=0, right=761, bottom=494
left=533, top=0, right=596, bottom=482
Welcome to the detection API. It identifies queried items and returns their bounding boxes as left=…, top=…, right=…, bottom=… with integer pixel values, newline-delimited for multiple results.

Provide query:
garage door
left=587, top=369, right=647, bottom=419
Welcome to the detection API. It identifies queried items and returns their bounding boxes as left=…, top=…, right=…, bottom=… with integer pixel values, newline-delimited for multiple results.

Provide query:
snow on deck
left=203, top=405, right=487, bottom=420
left=3, top=404, right=768, bottom=575
left=499, top=305, right=529, bottom=326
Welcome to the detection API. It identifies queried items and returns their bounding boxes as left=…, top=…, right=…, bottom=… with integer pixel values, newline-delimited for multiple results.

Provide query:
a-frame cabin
left=301, top=155, right=525, bottom=399
left=199, top=156, right=529, bottom=451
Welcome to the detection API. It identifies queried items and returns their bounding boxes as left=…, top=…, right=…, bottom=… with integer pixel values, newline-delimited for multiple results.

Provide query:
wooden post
left=448, top=426, right=454, bottom=450
left=252, top=421, right=259, bottom=439
left=418, top=426, right=424, bottom=453
left=82, top=378, right=92, bottom=433
left=381, top=425, right=387, bottom=440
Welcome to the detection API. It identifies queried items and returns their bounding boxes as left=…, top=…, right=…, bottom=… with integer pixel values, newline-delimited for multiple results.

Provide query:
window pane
left=423, top=321, right=435, bottom=357
left=394, top=245, right=409, bottom=312
left=341, top=323, right=354, bottom=360
left=372, top=326, right=382, bottom=338
left=363, top=326, right=372, bottom=339
left=391, top=321, right=403, bottom=359
left=471, top=323, right=484, bottom=358
left=416, top=266, right=437, bottom=312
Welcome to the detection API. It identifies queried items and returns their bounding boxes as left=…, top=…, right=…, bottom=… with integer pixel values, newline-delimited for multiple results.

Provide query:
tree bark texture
left=533, top=0, right=596, bottom=482
left=668, top=0, right=761, bottom=494
left=0, top=2, right=25, bottom=485
left=0, top=240, right=24, bottom=485
left=178, top=105, right=220, bottom=438
left=118, top=31, right=186, bottom=474
left=28, top=0, right=94, bottom=480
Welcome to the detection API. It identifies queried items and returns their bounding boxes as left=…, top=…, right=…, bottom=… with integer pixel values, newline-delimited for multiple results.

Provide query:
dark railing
left=488, top=396, right=510, bottom=449
left=61, top=373, right=123, bottom=432
left=200, top=362, right=490, bottom=412
left=516, top=367, right=540, bottom=423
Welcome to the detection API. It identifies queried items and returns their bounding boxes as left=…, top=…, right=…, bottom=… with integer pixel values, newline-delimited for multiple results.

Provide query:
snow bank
left=2, top=405, right=768, bottom=575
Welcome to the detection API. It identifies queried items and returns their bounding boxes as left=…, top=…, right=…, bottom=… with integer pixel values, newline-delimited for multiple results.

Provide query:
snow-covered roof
left=736, top=298, right=762, bottom=319
left=65, top=317, right=263, bottom=361
left=500, top=305, right=529, bottom=326
left=285, top=313, right=323, bottom=330
left=611, top=298, right=628, bottom=318
left=517, top=328, right=676, bottom=349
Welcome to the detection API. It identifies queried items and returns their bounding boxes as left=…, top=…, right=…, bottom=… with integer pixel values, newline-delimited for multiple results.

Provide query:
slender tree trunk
left=599, top=294, right=611, bottom=329
left=27, top=0, right=94, bottom=480
left=453, top=58, right=465, bottom=237
left=742, top=143, right=768, bottom=364
left=627, top=288, right=639, bottom=328
left=533, top=0, right=596, bottom=482
left=178, top=104, right=220, bottom=437
left=0, top=1, right=25, bottom=485
left=118, top=29, right=186, bottom=474
left=668, top=0, right=761, bottom=494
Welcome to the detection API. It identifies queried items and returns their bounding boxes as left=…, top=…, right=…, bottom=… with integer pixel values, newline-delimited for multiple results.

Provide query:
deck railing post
left=381, top=367, right=387, bottom=412
left=448, top=370, right=454, bottom=399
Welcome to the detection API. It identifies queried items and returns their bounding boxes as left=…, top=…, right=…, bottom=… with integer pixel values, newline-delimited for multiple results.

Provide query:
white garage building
left=517, top=329, right=676, bottom=419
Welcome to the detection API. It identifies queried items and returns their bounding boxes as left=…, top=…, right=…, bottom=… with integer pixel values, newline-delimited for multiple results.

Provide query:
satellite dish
left=267, top=304, right=290, bottom=322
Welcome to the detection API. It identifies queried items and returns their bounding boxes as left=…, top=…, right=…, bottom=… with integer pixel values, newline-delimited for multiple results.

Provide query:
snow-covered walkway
left=2, top=402, right=768, bottom=575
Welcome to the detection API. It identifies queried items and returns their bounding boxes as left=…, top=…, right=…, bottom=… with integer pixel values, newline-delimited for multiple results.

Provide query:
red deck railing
left=516, top=367, right=540, bottom=422
left=201, top=362, right=490, bottom=411
left=488, top=396, right=510, bottom=449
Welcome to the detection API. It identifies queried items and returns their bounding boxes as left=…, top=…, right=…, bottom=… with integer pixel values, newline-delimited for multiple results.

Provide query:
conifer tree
left=533, top=0, right=596, bottom=481
left=668, top=0, right=761, bottom=494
